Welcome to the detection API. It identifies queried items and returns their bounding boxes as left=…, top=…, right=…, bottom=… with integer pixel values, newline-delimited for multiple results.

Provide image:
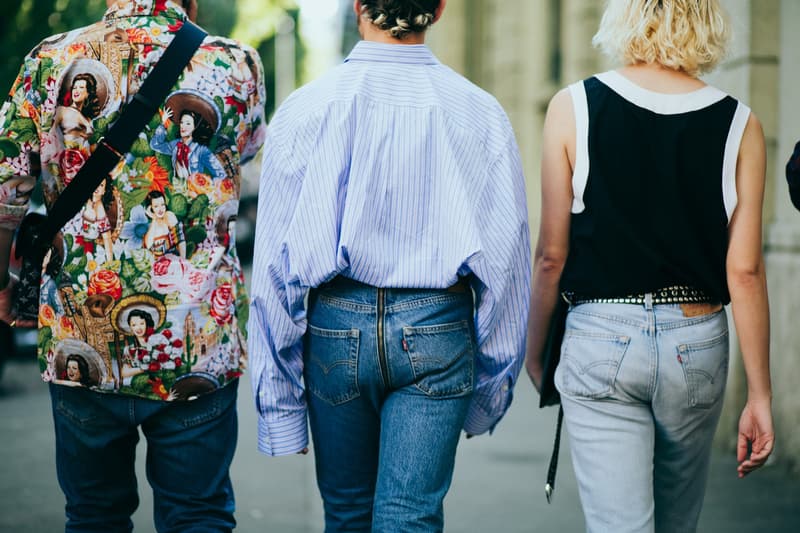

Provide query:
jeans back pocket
left=557, top=331, right=631, bottom=399
left=677, top=331, right=729, bottom=409
left=402, top=320, right=475, bottom=398
left=304, top=325, right=360, bottom=406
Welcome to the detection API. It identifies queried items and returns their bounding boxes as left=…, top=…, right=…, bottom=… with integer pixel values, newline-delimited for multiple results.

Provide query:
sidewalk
left=1, top=358, right=798, bottom=531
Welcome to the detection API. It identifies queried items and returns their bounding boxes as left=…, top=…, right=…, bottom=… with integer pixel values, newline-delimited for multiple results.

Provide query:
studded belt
left=563, top=285, right=717, bottom=306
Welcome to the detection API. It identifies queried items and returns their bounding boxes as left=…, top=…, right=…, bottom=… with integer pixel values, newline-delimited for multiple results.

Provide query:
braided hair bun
left=359, top=0, right=441, bottom=39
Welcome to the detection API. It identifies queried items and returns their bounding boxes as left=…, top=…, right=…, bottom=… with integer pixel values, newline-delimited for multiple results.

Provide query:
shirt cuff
left=257, top=410, right=309, bottom=456
left=463, top=375, right=514, bottom=436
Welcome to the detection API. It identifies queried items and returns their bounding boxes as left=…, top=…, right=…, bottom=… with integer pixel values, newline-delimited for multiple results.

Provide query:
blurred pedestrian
left=525, top=0, right=774, bottom=531
left=248, top=0, right=531, bottom=530
left=0, top=1, right=266, bottom=530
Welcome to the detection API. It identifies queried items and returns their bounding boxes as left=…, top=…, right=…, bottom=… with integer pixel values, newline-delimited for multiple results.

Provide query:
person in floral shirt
left=0, top=1, right=266, bottom=530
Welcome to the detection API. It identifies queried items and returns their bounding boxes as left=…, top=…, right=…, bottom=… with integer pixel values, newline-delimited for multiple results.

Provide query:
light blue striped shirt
left=248, top=41, right=531, bottom=456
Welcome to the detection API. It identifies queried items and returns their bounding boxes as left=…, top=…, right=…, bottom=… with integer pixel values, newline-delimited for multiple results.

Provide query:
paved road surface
left=1, top=357, right=798, bottom=532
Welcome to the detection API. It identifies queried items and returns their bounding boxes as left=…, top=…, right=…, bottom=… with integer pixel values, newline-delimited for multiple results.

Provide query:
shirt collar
left=344, top=40, right=440, bottom=66
left=104, top=0, right=188, bottom=21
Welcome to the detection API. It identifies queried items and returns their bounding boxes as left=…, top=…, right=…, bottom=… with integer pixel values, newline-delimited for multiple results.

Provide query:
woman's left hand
left=736, top=397, right=774, bottom=478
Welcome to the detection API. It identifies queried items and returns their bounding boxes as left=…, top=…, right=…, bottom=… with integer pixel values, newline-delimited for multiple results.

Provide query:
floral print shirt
left=0, top=0, right=266, bottom=400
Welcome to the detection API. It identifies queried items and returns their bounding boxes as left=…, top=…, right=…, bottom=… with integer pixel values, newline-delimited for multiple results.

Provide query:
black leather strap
left=545, top=406, right=563, bottom=504
left=33, top=20, right=207, bottom=253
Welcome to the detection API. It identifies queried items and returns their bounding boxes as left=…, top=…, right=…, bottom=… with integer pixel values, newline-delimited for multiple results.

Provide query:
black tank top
left=559, top=71, right=751, bottom=305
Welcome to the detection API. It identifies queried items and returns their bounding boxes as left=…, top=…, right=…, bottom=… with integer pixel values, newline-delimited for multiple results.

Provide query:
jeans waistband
left=320, top=275, right=471, bottom=295
left=564, top=285, right=717, bottom=306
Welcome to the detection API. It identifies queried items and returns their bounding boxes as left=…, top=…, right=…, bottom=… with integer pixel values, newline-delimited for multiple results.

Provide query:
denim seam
left=180, top=394, right=225, bottom=428
left=648, top=309, right=658, bottom=398
left=405, top=323, right=474, bottom=397
left=317, top=292, right=468, bottom=314
left=677, top=330, right=729, bottom=352
left=564, top=330, right=630, bottom=342
left=317, top=294, right=375, bottom=313
left=570, top=309, right=644, bottom=327
left=560, top=335, right=631, bottom=398
left=306, top=330, right=361, bottom=405
left=54, top=389, right=100, bottom=427
left=387, top=293, right=468, bottom=313
left=677, top=354, right=729, bottom=409
left=307, top=324, right=360, bottom=338
left=402, top=319, right=471, bottom=335
left=656, top=309, right=725, bottom=331
left=571, top=307, right=724, bottom=330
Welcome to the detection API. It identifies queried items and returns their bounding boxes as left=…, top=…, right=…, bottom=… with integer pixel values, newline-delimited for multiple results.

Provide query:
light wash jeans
left=304, top=277, right=475, bottom=533
left=555, top=299, right=729, bottom=533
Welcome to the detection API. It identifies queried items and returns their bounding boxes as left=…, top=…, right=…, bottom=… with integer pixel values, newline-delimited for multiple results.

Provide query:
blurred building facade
left=429, top=0, right=799, bottom=474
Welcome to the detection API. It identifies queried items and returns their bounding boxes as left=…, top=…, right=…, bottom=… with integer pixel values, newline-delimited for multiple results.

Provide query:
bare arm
left=524, top=88, right=574, bottom=390
left=726, top=112, right=774, bottom=478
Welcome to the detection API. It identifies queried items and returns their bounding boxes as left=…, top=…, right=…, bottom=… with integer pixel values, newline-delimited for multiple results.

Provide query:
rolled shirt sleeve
left=464, top=131, right=531, bottom=435
left=247, top=132, right=310, bottom=456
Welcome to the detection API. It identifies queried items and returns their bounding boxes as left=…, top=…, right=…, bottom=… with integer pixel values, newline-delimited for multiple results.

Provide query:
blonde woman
left=525, top=1, right=774, bottom=531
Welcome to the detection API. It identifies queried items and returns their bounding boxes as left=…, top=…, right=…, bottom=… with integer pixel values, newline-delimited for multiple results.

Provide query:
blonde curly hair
left=592, top=0, right=731, bottom=77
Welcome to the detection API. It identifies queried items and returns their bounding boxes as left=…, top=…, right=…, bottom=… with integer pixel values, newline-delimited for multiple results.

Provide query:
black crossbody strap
left=35, top=20, right=207, bottom=251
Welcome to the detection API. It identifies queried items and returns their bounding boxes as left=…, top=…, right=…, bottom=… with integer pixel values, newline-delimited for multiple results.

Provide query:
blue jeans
left=49, top=380, right=238, bottom=533
left=304, top=277, right=475, bottom=533
left=555, top=301, right=728, bottom=533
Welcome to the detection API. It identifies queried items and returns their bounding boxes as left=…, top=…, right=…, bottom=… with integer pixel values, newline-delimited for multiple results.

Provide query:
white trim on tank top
left=569, top=71, right=746, bottom=221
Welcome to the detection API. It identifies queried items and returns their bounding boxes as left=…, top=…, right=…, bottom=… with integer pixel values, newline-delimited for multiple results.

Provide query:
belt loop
left=644, top=292, right=653, bottom=310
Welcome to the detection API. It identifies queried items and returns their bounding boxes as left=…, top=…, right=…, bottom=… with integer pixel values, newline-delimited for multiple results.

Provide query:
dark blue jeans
left=49, top=380, right=238, bottom=533
left=305, top=277, right=475, bottom=533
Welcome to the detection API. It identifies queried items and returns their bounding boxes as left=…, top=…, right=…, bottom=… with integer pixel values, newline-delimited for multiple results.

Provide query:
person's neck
left=618, top=62, right=706, bottom=93
left=360, top=23, right=425, bottom=45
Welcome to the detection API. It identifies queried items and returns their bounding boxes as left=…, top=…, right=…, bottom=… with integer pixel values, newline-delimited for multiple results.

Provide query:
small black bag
left=539, top=294, right=568, bottom=408
left=539, top=293, right=569, bottom=503
left=8, top=21, right=207, bottom=323
left=11, top=212, right=49, bottom=321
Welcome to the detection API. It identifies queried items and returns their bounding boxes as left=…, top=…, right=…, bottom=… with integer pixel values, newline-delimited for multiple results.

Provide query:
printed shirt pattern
left=0, top=0, right=266, bottom=400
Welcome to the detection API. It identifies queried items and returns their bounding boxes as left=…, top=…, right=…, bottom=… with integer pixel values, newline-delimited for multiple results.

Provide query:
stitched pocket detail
left=557, top=330, right=631, bottom=399
left=676, top=331, right=729, bottom=409
left=304, top=325, right=360, bottom=406
left=402, top=320, right=474, bottom=397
